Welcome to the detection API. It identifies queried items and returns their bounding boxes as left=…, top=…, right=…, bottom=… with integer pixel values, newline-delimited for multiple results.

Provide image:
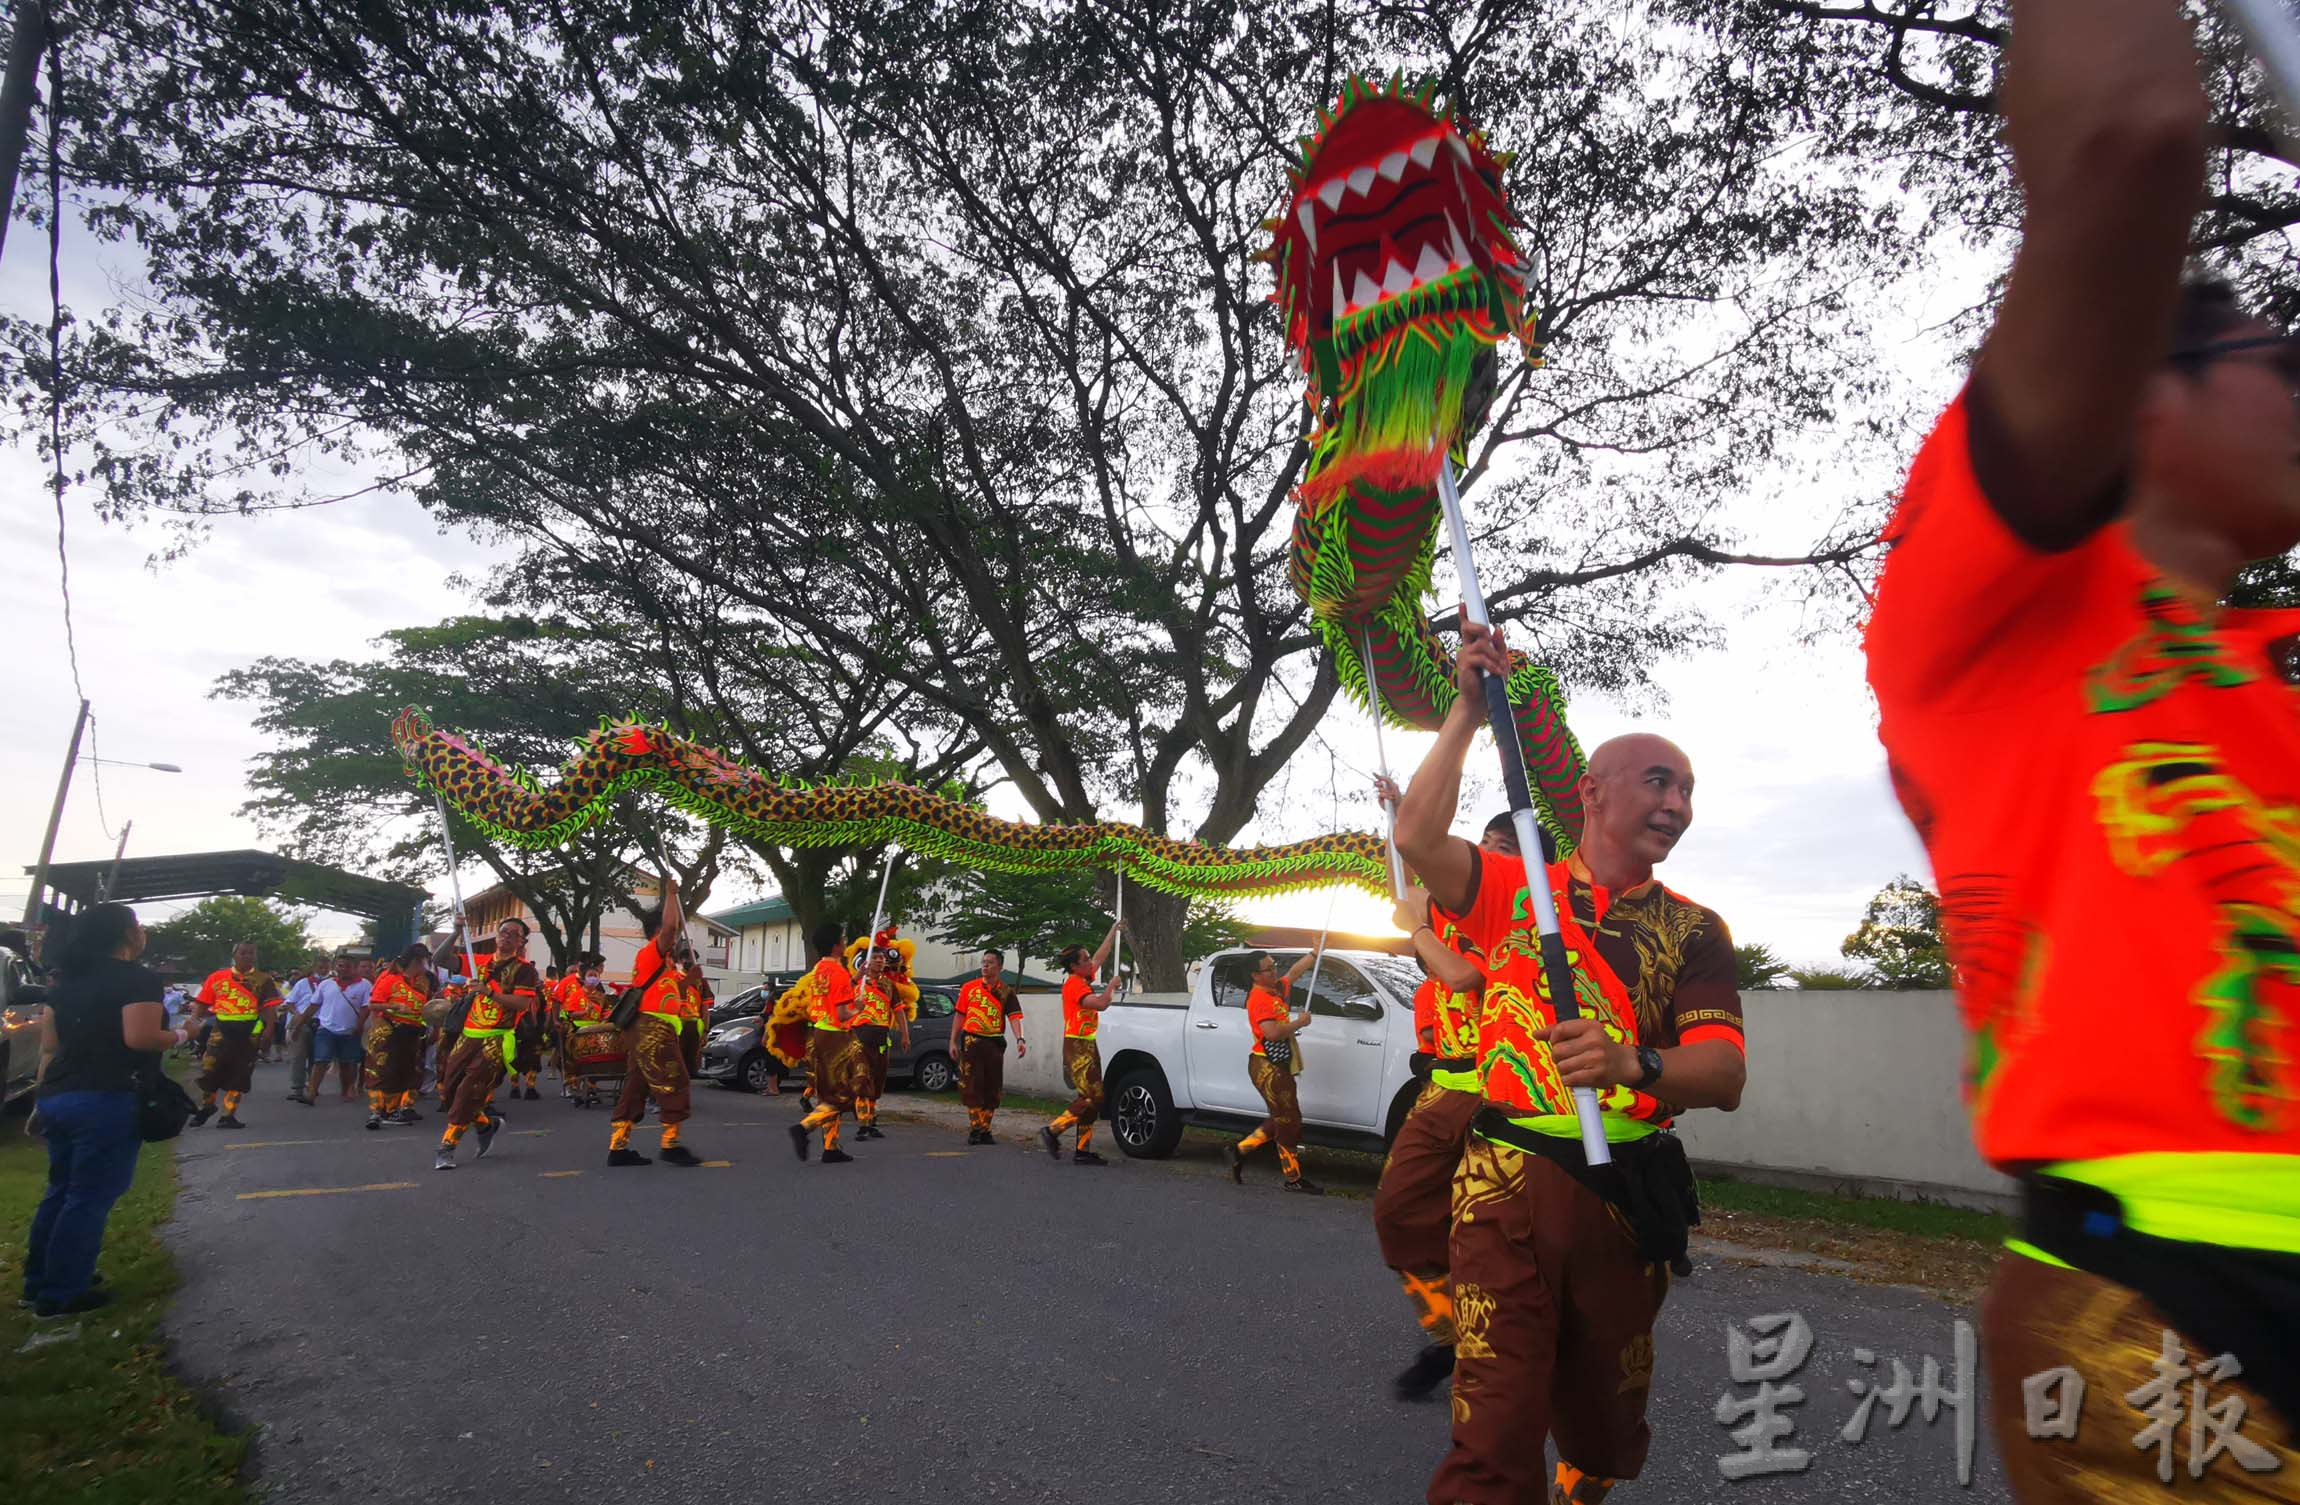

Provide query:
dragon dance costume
left=192, top=963, right=279, bottom=1127
left=437, top=951, right=542, bottom=1168
left=844, top=930, right=919, bottom=1140
left=362, top=964, right=431, bottom=1127
left=607, top=934, right=707, bottom=1167
left=954, top=967, right=1025, bottom=1142
left=792, top=950, right=865, bottom=1162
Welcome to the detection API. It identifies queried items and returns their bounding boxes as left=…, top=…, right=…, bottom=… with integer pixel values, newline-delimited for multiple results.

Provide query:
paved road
left=165, top=1059, right=2011, bottom=1503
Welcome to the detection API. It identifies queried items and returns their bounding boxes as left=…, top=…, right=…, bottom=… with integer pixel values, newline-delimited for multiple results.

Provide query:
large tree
left=143, top=896, right=317, bottom=977
left=1840, top=872, right=1951, bottom=990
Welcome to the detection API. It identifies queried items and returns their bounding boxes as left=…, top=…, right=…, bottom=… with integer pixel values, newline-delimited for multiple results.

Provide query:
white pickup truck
left=1094, top=946, right=1430, bottom=1160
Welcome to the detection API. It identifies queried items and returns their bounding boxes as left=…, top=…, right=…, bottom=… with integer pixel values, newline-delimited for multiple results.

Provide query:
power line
left=44, top=29, right=79, bottom=703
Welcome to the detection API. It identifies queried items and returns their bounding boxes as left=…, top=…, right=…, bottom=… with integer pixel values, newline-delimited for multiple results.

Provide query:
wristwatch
left=1632, top=1045, right=1664, bottom=1089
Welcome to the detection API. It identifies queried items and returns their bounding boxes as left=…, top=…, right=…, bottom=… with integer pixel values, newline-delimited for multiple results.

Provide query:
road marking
left=923, top=1152, right=967, bottom=1159
left=541, top=1170, right=584, bottom=1179
left=224, top=1139, right=331, bottom=1150
left=237, top=1182, right=418, bottom=1201
left=700, top=1160, right=733, bottom=1168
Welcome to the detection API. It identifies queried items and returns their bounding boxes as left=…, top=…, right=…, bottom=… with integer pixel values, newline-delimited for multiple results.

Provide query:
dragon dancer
left=606, top=880, right=707, bottom=1168
left=790, top=921, right=865, bottom=1164
left=1397, top=627, right=1747, bottom=1505
left=1865, top=2, right=2300, bottom=1486
left=434, top=919, right=541, bottom=1170
left=1037, top=920, right=1122, bottom=1167
left=1376, top=884, right=1491, bottom=1402
left=187, top=940, right=280, bottom=1130
left=955, top=948, right=1026, bottom=1143
left=846, top=933, right=914, bottom=1141
left=363, top=943, right=433, bottom=1129
left=1226, top=948, right=1325, bottom=1194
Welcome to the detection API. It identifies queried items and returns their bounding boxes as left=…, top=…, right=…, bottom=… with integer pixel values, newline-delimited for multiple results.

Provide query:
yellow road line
left=923, top=1151, right=968, bottom=1158
left=237, top=1182, right=418, bottom=1201
left=224, top=1139, right=330, bottom=1150
left=541, top=1170, right=584, bottom=1179
left=700, top=1160, right=733, bottom=1168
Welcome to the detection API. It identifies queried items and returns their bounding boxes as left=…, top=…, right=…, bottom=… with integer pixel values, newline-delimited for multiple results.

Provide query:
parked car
left=1, top=944, right=49, bottom=1110
left=1091, top=947, right=1425, bottom=1160
left=698, top=983, right=961, bottom=1094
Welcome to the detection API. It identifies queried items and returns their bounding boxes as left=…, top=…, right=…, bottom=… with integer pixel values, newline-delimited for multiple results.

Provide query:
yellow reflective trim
left=2046, top=1153, right=2300, bottom=1253
left=1504, top=1112, right=1660, bottom=1145
left=461, top=1027, right=513, bottom=1039
left=1430, top=1067, right=1483, bottom=1094
left=2004, top=1238, right=2074, bottom=1269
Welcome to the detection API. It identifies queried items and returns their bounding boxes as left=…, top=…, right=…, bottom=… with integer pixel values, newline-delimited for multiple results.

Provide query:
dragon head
left=1268, top=75, right=1532, bottom=509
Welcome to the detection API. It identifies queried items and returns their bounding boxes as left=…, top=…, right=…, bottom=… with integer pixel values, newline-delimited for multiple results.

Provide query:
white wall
left=978, top=988, right=2011, bottom=1210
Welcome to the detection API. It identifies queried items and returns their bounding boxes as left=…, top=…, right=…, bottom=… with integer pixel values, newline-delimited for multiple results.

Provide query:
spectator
left=305, top=955, right=369, bottom=1104
left=23, top=902, right=191, bottom=1318
left=283, top=962, right=323, bottom=1105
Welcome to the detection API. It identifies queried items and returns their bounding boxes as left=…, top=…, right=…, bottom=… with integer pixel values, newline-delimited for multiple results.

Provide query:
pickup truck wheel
left=1108, top=1068, right=1183, bottom=1159
left=739, top=1050, right=779, bottom=1095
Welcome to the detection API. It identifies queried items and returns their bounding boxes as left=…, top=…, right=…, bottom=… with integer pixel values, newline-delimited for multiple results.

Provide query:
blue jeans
left=24, top=1091, right=141, bottom=1306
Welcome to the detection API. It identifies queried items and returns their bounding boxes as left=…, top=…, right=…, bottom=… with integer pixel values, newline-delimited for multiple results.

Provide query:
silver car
left=699, top=985, right=961, bottom=1094
left=1, top=945, right=48, bottom=1108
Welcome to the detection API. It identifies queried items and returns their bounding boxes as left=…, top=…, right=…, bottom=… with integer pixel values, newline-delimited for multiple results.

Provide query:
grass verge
left=1696, top=1173, right=2008, bottom=1303
left=0, top=1115, right=247, bottom=1505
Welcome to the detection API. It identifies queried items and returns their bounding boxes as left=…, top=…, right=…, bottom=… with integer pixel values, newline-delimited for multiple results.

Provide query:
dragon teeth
left=1346, top=164, right=1377, bottom=198
left=1317, top=177, right=1347, bottom=212
left=1351, top=268, right=1381, bottom=309
left=1376, top=149, right=1410, bottom=182
left=1381, top=257, right=1413, bottom=296
left=1296, top=201, right=1318, bottom=252
left=1333, top=259, right=1349, bottom=315
left=1413, top=242, right=1451, bottom=284
left=1409, top=136, right=1438, bottom=169
left=1446, top=212, right=1472, bottom=267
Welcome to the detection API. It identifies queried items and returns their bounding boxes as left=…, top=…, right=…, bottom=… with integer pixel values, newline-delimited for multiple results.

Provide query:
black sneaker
left=33, top=1288, right=115, bottom=1320
left=1226, top=1144, right=1245, bottom=1184
left=524, top=1087, right=540, bottom=1102
left=659, top=1145, right=703, bottom=1167
left=1394, top=1342, right=1456, bottom=1402
left=215, top=1114, right=246, bottom=1129
left=821, top=1147, right=854, bottom=1164
left=1283, top=1177, right=1325, bottom=1196
left=799, top=1094, right=814, bottom=1114
left=787, top=1124, right=811, bottom=1162
left=475, top=1117, right=501, bottom=1160
left=1038, top=1126, right=1063, bottom=1161
left=188, top=1104, right=215, bottom=1128
left=607, top=1147, right=652, bottom=1167
left=1072, top=1149, right=1108, bottom=1166
left=387, top=1109, right=419, bottom=1126
left=433, top=1148, right=457, bottom=1172
left=968, top=1130, right=992, bottom=1146
left=365, top=1114, right=383, bottom=1131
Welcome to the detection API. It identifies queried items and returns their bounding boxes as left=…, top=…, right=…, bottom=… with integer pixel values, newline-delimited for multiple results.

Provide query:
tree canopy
left=142, top=896, right=317, bottom=977
left=1840, top=872, right=1951, bottom=990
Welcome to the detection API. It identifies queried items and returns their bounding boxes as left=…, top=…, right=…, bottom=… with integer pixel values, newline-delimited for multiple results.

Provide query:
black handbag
left=609, top=953, right=668, bottom=1032
left=137, top=1067, right=198, bottom=1142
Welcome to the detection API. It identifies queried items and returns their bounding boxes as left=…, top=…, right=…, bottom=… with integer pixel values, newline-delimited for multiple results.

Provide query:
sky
left=0, top=184, right=1960, bottom=969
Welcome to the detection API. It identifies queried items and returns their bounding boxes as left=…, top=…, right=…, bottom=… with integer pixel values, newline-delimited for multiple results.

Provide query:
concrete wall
left=1676, top=990, right=2013, bottom=1210
left=976, top=988, right=2011, bottom=1211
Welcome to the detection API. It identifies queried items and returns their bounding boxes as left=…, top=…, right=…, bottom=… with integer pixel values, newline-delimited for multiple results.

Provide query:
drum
left=567, top=1023, right=628, bottom=1076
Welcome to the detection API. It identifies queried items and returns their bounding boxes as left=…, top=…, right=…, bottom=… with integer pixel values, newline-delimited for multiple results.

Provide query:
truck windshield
left=1358, top=955, right=1423, bottom=1004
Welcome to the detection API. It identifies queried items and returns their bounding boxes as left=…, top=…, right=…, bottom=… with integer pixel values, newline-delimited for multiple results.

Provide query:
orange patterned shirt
left=1061, top=974, right=1099, bottom=1040
left=956, top=977, right=1021, bottom=1037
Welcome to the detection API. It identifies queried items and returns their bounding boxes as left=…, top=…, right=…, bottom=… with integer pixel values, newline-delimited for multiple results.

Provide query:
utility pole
left=97, top=818, right=132, bottom=902
left=22, top=695, right=89, bottom=932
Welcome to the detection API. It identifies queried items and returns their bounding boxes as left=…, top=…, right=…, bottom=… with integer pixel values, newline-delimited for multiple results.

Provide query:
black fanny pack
left=1262, top=1037, right=1295, bottom=1069
left=1476, top=1108, right=1702, bottom=1277
left=2020, top=1174, right=2300, bottom=1428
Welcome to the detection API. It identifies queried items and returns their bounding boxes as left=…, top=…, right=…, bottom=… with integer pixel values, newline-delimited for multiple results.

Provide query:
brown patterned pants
left=1983, top=1253, right=2298, bottom=1501
left=367, top=1021, right=424, bottom=1097
left=959, top=1033, right=1006, bottom=1110
left=441, top=1035, right=507, bottom=1129
left=196, top=1021, right=259, bottom=1097
left=1374, top=1082, right=1482, bottom=1342
left=854, top=1024, right=891, bottom=1100
left=1060, top=1037, right=1103, bottom=1126
left=805, top=1028, right=863, bottom=1114
left=1428, top=1137, right=1667, bottom=1505
left=611, top=1015, right=694, bottom=1126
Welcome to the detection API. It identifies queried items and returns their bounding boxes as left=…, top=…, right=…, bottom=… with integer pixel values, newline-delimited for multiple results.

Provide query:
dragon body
left=389, top=78, right=1584, bottom=875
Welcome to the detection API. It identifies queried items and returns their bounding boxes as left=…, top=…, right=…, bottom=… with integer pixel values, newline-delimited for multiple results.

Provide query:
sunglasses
left=2170, top=333, right=2300, bottom=387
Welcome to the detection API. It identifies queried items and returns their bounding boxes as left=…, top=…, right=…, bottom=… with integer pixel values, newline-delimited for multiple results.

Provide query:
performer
left=954, top=948, right=1026, bottom=1144
left=845, top=928, right=917, bottom=1141
left=1036, top=921, right=1122, bottom=1166
left=1396, top=626, right=1746, bottom=1505
left=363, top=944, right=433, bottom=1129
left=433, top=919, right=542, bottom=1171
left=187, top=940, right=280, bottom=1129
left=790, top=921, right=865, bottom=1164
left=554, top=952, right=606, bottom=1100
left=430, top=933, right=482, bottom=1112
left=1373, top=897, right=1487, bottom=1398
left=510, top=967, right=546, bottom=1102
left=1865, top=0, right=2300, bottom=1481
left=606, top=881, right=707, bottom=1168
left=1223, top=949, right=1324, bottom=1194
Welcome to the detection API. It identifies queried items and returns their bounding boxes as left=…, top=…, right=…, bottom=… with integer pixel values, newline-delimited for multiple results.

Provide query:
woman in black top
left=23, top=903, right=190, bottom=1318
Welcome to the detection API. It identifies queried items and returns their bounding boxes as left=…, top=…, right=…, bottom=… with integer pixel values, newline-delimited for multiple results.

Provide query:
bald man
left=1395, top=623, right=1748, bottom=1505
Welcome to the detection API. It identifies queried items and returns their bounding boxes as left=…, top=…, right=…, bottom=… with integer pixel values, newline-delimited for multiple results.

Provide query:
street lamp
left=22, top=700, right=184, bottom=928
left=82, top=756, right=184, bottom=774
